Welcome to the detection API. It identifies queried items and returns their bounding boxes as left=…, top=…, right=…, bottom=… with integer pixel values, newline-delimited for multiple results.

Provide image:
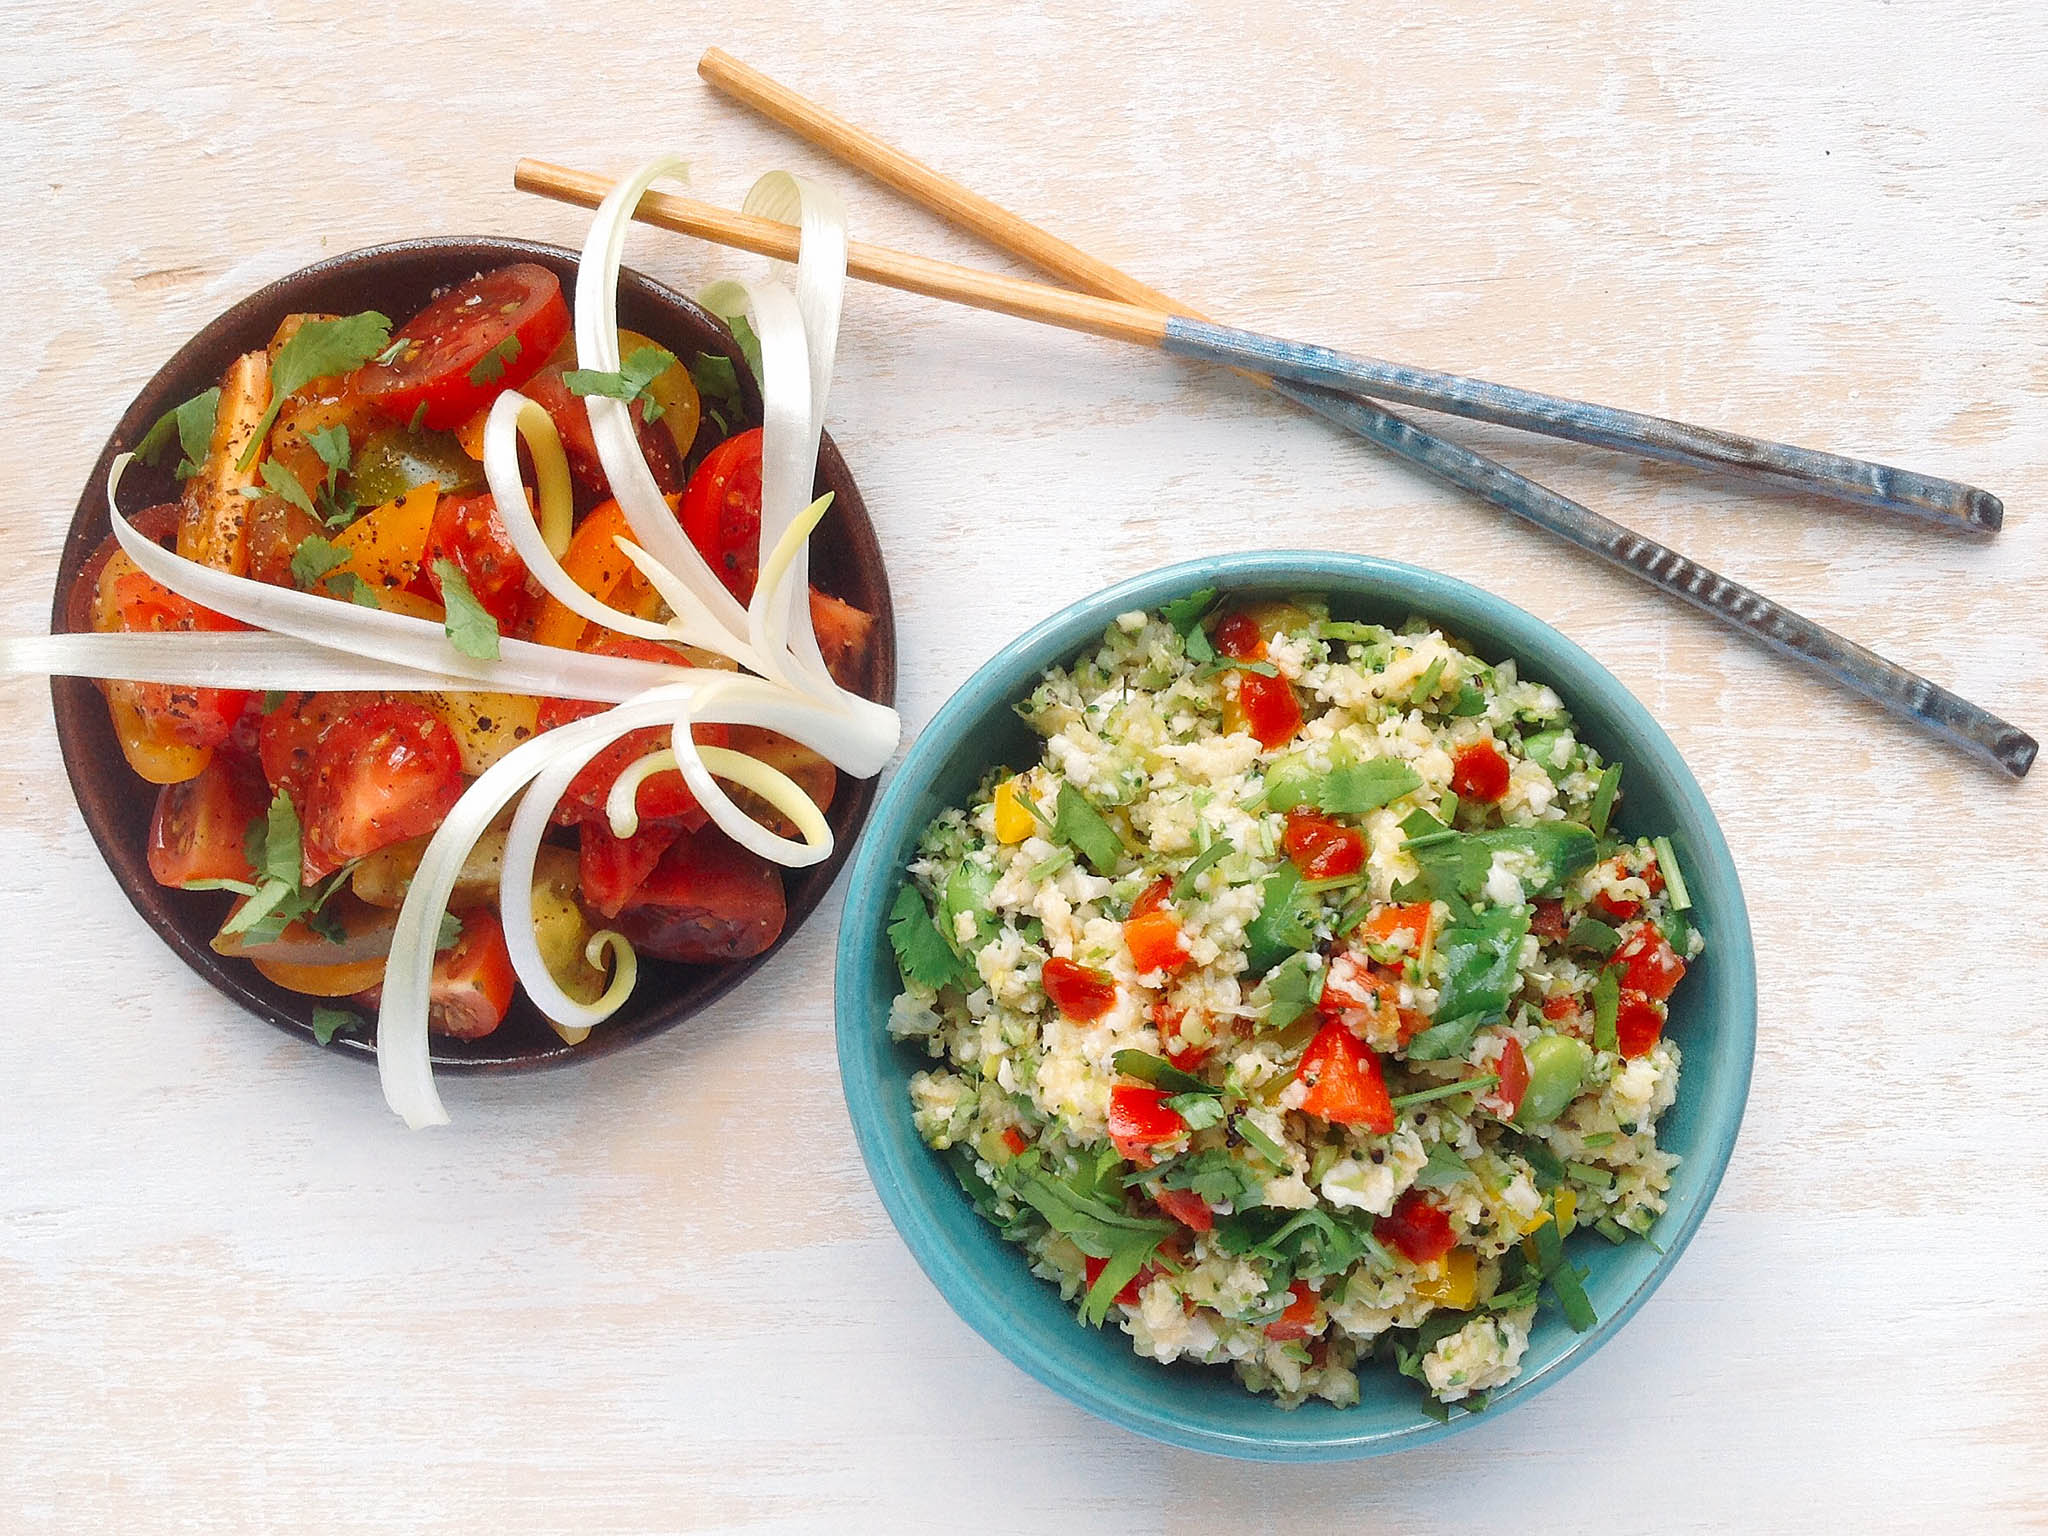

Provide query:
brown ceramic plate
left=50, top=236, right=895, bottom=1069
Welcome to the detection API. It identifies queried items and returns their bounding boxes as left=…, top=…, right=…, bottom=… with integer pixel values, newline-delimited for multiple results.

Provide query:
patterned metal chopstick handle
left=1274, top=380, right=2036, bottom=779
left=1169, top=318, right=2003, bottom=536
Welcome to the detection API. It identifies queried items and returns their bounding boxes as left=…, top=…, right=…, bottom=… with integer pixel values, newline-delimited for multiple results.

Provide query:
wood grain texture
left=2, top=1, right=2044, bottom=1531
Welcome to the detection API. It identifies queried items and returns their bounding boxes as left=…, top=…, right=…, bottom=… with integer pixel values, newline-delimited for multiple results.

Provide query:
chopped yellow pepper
left=1413, top=1246, right=1478, bottom=1310
left=993, top=779, right=1034, bottom=843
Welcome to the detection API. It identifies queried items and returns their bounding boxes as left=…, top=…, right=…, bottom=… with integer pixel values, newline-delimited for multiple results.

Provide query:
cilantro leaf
left=1159, top=587, right=1217, bottom=631
left=1405, top=907, right=1530, bottom=1060
left=437, top=911, right=463, bottom=951
left=1167, top=1093, right=1227, bottom=1131
left=237, top=311, right=392, bottom=470
left=688, top=350, right=743, bottom=417
left=135, top=387, right=221, bottom=479
left=1320, top=758, right=1422, bottom=814
left=1141, top=1147, right=1263, bottom=1209
left=1414, top=1140, right=1474, bottom=1190
left=466, top=334, right=523, bottom=388
left=307, top=423, right=350, bottom=488
left=261, top=789, right=303, bottom=886
left=888, top=884, right=969, bottom=990
left=260, top=459, right=317, bottom=518
left=289, top=534, right=350, bottom=589
left=432, top=558, right=501, bottom=660
left=563, top=346, right=679, bottom=421
left=1243, top=863, right=1315, bottom=974
left=309, top=1006, right=358, bottom=1046
left=327, top=571, right=380, bottom=608
left=1052, top=783, right=1123, bottom=876
left=1261, top=951, right=1320, bottom=1030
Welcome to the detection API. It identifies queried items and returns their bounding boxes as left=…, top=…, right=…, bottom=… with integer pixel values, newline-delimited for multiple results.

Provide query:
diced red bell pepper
left=1357, top=901, right=1433, bottom=951
left=1613, top=924, right=1686, bottom=1001
left=1615, top=988, right=1665, bottom=1058
left=1151, top=1000, right=1212, bottom=1073
left=1082, top=1254, right=1152, bottom=1308
left=1265, top=1280, right=1320, bottom=1341
left=1042, top=956, right=1118, bottom=1020
left=1450, top=738, right=1511, bottom=803
left=1153, top=1187, right=1214, bottom=1232
left=1108, top=1084, right=1188, bottom=1161
left=1482, top=1034, right=1530, bottom=1118
left=1001, top=1127, right=1029, bottom=1156
left=1282, top=810, right=1366, bottom=880
left=1531, top=898, right=1569, bottom=940
left=1214, top=611, right=1265, bottom=661
left=1294, top=1019, right=1395, bottom=1133
left=1377, top=1189, right=1456, bottom=1265
left=1124, top=909, right=1189, bottom=975
left=1234, top=672, right=1303, bottom=750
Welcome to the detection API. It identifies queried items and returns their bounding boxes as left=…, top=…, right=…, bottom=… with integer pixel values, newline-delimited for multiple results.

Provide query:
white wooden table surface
left=4, top=3, right=2044, bottom=1530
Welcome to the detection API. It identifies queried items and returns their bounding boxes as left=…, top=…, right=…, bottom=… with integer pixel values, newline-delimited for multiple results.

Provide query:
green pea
left=349, top=425, right=482, bottom=508
left=1515, top=1033, right=1593, bottom=1126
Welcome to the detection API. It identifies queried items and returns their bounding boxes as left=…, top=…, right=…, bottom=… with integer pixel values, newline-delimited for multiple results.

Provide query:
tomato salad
left=69, top=261, right=876, bottom=1047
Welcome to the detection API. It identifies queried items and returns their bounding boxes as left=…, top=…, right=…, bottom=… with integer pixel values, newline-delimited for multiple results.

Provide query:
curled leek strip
left=604, top=743, right=831, bottom=856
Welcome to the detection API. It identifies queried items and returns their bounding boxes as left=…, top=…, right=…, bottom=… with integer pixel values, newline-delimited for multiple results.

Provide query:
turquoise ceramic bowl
left=835, top=551, right=1754, bottom=1460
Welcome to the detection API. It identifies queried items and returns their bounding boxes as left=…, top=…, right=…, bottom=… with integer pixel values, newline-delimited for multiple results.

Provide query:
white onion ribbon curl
left=4, top=156, right=899, bottom=1129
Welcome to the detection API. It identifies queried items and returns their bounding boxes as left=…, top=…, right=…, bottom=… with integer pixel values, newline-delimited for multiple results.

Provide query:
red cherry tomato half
left=358, top=264, right=568, bottom=431
left=536, top=633, right=723, bottom=829
left=425, top=493, right=535, bottom=634
left=109, top=568, right=251, bottom=747
left=1282, top=810, right=1366, bottom=880
left=1615, top=989, right=1666, bottom=1058
left=257, top=691, right=378, bottom=804
left=610, top=826, right=787, bottom=963
left=1235, top=671, right=1303, bottom=749
left=576, top=819, right=683, bottom=920
left=1376, top=1190, right=1456, bottom=1266
left=427, top=908, right=517, bottom=1040
left=1295, top=1019, right=1395, bottom=1133
left=300, top=700, right=464, bottom=877
left=1042, top=956, right=1117, bottom=1021
left=1484, top=1034, right=1530, bottom=1118
left=1265, top=1280, right=1320, bottom=1341
left=1153, top=1187, right=1214, bottom=1232
left=1107, top=1084, right=1188, bottom=1161
left=1450, top=738, right=1512, bottom=803
left=146, top=755, right=269, bottom=888
left=679, top=427, right=764, bottom=602
left=1613, top=925, right=1686, bottom=1001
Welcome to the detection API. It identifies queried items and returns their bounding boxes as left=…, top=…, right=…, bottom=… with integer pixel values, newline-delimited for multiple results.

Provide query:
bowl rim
left=834, top=548, right=1755, bottom=1460
left=49, top=234, right=896, bottom=1071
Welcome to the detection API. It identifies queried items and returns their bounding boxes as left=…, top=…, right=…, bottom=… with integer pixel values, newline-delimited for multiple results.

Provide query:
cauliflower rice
left=886, top=593, right=1702, bottom=1412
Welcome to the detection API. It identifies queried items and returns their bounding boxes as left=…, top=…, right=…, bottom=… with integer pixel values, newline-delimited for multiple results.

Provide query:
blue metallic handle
left=1271, top=380, right=2036, bottom=779
left=1165, top=317, right=2003, bottom=536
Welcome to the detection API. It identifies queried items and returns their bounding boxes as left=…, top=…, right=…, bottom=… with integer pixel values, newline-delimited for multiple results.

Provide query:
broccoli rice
left=885, top=591, right=1702, bottom=1412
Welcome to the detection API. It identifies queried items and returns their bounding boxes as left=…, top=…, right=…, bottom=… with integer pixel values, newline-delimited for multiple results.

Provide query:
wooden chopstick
left=697, top=51, right=1998, bottom=538
left=520, top=155, right=1993, bottom=535
left=510, top=151, right=2034, bottom=775
left=686, top=49, right=2037, bottom=781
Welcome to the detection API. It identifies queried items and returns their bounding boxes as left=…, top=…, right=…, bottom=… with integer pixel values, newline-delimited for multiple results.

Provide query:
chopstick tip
left=1965, top=486, right=2005, bottom=535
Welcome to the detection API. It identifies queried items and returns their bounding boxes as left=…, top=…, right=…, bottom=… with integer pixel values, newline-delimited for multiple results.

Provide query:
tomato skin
left=1214, top=611, right=1264, bottom=661
left=1615, top=989, right=1665, bottom=1058
left=523, top=365, right=686, bottom=497
left=427, top=908, right=517, bottom=1040
left=1282, top=810, right=1365, bottom=880
left=358, top=264, right=569, bottom=431
left=1450, top=738, right=1512, bottom=803
left=577, top=819, right=683, bottom=919
left=300, top=700, right=465, bottom=877
left=1265, top=1280, right=1320, bottom=1341
left=108, top=568, right=251, bottom=748
left=1107, top=1084, right=1187, bottom=1161
left=1233, top=671, right=1303, bottom=750
left=611, top=825, right=786, bottom=962
left=1377, top=1190, right=1456, bottom=1266
left=1295, top=1019, right=1395, bottom=1133
left=146, top=755, right=268, bottom=887
left=425, top=493, right=536, bottom=634
left=1483, top=1035, right=1531, bottom=1118
left=808, top=589, right=875, bottom=692
left=1613, top=925, right=1686, bottom=1001
left=1042, top=956, right=1117, bottom=1021
left=257, top=691, right=378, bottom=804
left=1152, top=1187, right=1214, bottom=1232
left=679, top=428, right=764, bottom=601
